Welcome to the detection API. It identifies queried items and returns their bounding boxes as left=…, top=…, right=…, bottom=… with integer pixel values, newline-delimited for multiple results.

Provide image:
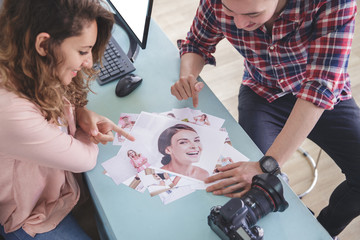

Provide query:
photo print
left=172, top=108, right=225, bottom=129
left=123, top=174, right=146, bottom=193
left=139, top=168, right=196, bottom=204
left=212, top=143, right=249, bottom=174
left=113, top=113, right=139, bottom=145
left=102, top=137, right=156, bottom=184
left=105, top=112, right=228, bottom=184
left=172, top=108, right=202, bottom=123
left=158, top=110, right=177, bottom=119
left=101, top=108, right=250, bottom=204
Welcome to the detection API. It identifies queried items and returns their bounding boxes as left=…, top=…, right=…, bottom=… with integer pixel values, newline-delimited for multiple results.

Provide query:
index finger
left=112, top=124, right=135, bottom=141
left=192, top=89, right=199, bottom=108
left=188, top=75, right=200, bottom=107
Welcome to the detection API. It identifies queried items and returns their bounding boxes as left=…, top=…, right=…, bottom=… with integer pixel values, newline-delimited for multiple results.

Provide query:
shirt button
left=279, top=79, right=284, bottom=83
left=274, top=64, right=280, bottom=67
left=269, top=46, right=275, bottom=50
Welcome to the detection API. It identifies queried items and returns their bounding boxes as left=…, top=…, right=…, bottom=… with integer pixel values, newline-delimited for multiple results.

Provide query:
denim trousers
left=0, top=214, right=91, bottom=240
left=238, top=84, right=360, bottom=237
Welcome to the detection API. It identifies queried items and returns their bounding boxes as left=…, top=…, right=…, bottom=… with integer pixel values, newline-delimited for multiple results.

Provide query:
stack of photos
left=102, top=108, right=249, bottom=205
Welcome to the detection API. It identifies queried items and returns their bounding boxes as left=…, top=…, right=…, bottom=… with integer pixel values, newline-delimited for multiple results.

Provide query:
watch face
left=263, top=160, right=273, bottom=171
left=260, top=156, right=279, bottom=174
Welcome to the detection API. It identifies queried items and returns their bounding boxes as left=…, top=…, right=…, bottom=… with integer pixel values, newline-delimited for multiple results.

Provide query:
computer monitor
left=106, top=0, right=153, bottom=50
left=94, top=0, right=153, bottom=86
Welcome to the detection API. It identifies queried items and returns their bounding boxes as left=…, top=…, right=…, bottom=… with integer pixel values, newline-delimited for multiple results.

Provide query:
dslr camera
left=208, top=173, right=289, bottom=240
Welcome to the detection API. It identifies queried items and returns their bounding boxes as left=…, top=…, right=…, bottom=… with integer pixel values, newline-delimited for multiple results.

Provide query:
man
left=170, top=0, right=360, bottom=238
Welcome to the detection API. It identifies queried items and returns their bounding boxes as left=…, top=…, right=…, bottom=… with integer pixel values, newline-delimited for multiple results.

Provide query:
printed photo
left=172, top=108, right=202, bottom=123
left=139, top=168, right=196, bottom=204
left=113, top=113, right=139, bottom=145
left=220, top=128, right=232, bottom=145
left=102, top=109, right=249, bottom=204
left=213, top=143, right=249, bottom=173
left=140, top=168, right=181, bottom=196
left=191, top=143, right=250, bottom=190
left=157, top=123, right=209, bottom=181
left=102, top=141, right=154, bottom=185
left=105, top=112, right=228, bottom=183
left=158, top=110, right=177, bottom=119
left=158, top=185, right=195, bottom=205
left=172, top=108, right=225, bottom=129
left=123, top=174, right=146, bottom=193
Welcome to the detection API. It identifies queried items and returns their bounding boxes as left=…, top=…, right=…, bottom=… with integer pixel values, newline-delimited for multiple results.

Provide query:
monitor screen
left=107, top=0, right=153, bottom=49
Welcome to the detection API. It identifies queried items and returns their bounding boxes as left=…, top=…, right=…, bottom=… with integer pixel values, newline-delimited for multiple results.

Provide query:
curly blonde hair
left=0, top=0, right=114, bottom=125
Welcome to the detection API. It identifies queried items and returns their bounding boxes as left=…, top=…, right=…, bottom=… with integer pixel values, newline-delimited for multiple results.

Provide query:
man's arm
left=205, top=98, right=324, bottom=197
left=266, top=98, right=324, bottom=166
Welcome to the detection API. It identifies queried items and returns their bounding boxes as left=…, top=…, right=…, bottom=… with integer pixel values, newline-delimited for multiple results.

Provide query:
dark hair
left=0, top=0, right=114, bottom=125
left=158, top=124, right=197, bottom=165
left=157, top=173, right=165, bottom=180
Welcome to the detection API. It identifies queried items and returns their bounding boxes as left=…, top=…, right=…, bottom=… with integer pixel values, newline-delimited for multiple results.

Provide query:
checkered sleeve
left=177, top=0, right=224, bottom=65
left=298, top=0, right=357, bottom=110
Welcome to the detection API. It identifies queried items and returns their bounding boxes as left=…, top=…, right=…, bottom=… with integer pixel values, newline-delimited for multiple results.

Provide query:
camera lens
left=241, top=173, right=289, bottom=227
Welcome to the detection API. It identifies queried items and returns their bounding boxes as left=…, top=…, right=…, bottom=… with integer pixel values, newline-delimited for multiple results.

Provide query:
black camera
left=208, top=173, right=289, bottom=240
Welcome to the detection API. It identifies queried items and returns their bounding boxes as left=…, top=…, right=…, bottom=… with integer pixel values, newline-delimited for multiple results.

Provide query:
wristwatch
left=259, top=156, right=281, bottom=175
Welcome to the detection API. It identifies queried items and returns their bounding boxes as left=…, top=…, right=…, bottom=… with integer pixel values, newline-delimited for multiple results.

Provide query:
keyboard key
left=95, top=36, right=136, bottom=85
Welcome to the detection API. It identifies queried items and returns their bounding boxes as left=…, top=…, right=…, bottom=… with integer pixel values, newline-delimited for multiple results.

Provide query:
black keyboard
left=95, top=36, right=136, bottom=85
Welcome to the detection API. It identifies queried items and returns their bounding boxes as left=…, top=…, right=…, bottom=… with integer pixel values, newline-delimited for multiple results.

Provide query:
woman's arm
left=76, top=107, right=135, bottom=144
left=129, top=158, right=138, bottom=168
left=0, top=96, right=99, bottom=172
left=140, top=156, right=148, bottom=165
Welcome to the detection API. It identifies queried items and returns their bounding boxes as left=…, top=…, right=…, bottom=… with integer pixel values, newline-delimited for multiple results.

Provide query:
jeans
left=0, top=214, right=91, bottom=240
left=238, top=84, right=360, bottom=237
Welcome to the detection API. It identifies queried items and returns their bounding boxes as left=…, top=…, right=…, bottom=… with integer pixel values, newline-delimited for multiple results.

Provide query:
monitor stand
left=113, top=14, right=140, bottom=63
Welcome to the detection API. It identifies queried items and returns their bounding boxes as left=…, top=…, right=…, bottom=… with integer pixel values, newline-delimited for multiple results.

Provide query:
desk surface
left=85, top=20, right=332, bottom=240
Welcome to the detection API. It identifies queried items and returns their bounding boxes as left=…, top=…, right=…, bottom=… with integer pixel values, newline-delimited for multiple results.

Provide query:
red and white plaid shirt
left=178, top=0, right=357, bottom=109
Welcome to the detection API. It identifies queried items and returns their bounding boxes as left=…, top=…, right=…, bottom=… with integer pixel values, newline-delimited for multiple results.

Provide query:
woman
left=0, top=0, right=133, bottom=239
left=193, top=114, right=210, bottom=126
left=158, top=124, right=209, bottom=181
left=127, top=149, right=150, bottom=173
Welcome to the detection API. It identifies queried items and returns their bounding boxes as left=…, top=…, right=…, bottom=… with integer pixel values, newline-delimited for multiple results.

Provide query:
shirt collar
left=278, top=0, right=302, bottom=22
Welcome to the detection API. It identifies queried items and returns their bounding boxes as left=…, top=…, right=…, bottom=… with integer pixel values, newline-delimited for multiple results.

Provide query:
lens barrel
left=241, top=173, right=289, bottom=227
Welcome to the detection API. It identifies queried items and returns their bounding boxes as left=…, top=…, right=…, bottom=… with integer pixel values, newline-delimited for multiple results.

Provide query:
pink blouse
left=130, top=155, right=150, bottom=173
left=0, top=88, right=99, bottom=237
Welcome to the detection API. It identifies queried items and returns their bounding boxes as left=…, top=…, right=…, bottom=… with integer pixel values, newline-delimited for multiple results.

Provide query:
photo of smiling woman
left=158, top=124, right=209, bottom=181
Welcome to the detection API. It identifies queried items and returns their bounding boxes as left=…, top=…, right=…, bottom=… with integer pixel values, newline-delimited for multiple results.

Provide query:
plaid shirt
left=178, top=0, right=357, bottom=109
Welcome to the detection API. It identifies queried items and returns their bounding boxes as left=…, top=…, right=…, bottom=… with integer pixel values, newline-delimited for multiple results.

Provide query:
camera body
left=208, top=199, right=264, bottom=240
left=208, top=173, right=289, bottom=240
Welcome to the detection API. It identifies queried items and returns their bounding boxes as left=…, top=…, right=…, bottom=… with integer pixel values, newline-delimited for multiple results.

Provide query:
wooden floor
left=152, top=1, right=360, bottom=239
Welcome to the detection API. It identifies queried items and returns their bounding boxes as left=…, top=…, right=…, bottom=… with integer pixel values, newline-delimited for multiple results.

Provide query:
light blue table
left=85, top=19, right=332, bottom=240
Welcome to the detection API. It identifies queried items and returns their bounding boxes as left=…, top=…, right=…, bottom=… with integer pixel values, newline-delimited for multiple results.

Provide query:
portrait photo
left=106, top=112, right=228, bottom=184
